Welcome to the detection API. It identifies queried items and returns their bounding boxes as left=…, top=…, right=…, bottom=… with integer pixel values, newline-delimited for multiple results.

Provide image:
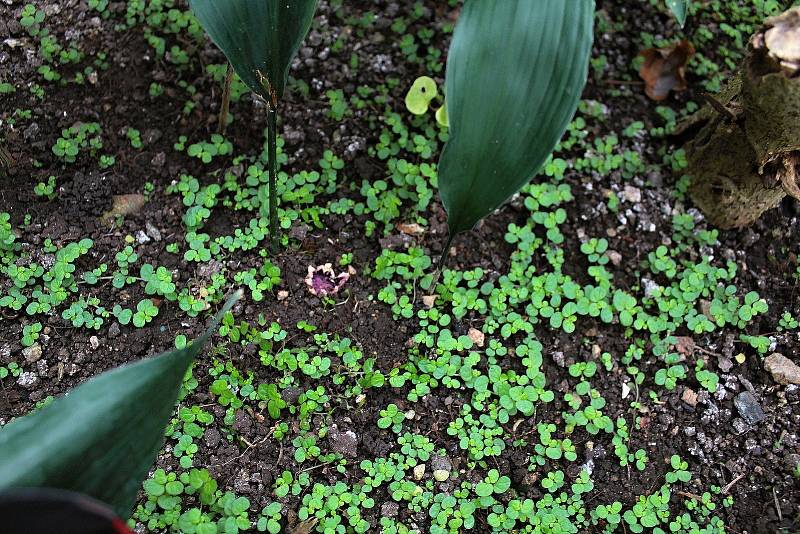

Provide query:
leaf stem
left=217, top=63, right=234, bottom=134
left=267, top=104, right=279, bottom=253
left=438, top=233, right=454, bottom=272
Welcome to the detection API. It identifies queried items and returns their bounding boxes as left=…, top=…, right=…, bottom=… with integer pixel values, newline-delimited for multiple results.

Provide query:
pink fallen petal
left=305, top=263, right=350, bottom=297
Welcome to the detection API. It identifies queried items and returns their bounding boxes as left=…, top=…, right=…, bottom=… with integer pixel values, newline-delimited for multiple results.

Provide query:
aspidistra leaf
left=189, top=0, right=318, bottom=101
left=438, top=0, right=594, bottom=235
left=0, top=292, right=241, bottom=519
left=665, top=0, right=688, bottom=27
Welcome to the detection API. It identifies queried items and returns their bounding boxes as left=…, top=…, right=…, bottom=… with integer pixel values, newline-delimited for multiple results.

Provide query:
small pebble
left=734, top=391, right=765, bottom=425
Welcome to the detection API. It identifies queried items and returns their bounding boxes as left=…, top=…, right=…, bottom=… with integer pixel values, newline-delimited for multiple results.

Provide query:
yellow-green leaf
left=405, top=76, right=438, bottom=115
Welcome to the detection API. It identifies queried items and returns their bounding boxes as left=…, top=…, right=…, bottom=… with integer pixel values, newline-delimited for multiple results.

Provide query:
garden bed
left=1, top=1, right=799, bottom=532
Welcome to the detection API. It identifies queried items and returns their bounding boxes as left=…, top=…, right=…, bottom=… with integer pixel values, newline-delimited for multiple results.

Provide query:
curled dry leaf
left=762, top=7, right=800, bottom=75
left=422, top=295, right=437, bottom=309
left=638, top=40, right=695, bottom=101
left=467, top=328, right=485, bottom=348
left=101, top=194, right=146, bottom=224
left=396, top=223, right=425, bottom=236
left=673, top=336, right=696, bottom=357
left=305, top=264, right=353, bottom=297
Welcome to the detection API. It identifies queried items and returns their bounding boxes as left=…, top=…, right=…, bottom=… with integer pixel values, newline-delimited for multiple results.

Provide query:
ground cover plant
left=1, top=0, right=800, bottom=533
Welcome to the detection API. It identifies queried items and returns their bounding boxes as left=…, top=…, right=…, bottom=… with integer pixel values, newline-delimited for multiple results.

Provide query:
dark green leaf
left=665, top=0, right=688, bottom=27
left=0, top=292, right=241, bottom=519
left=438, top=0, right=594, bottom=235
left=189, top=0, right=318, bottom=101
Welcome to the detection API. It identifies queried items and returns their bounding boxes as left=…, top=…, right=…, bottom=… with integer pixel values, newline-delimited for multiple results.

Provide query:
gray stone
left=622, top=185, right=642, bottom=203
left=135, top=230, right=151, bottom=245
left=142, top=128, right=162, bottom=145
left=431, top=454, right=452, bottom=473
left=734, top=391, right=765, bottom=425
left=22, top=344, right=42, bottom=363
left=17, top=371, right=38, bottom=389
left=330, top=426, right=358, bottom=458
left=145, top=221, right=162, bottom=242
left=282, top=386, right=303, bottom=405
left=731, top=418, right=750, bottom=435
left=204, top=428, right=221, bottom=448
left=764, top=353, right=800, bottom=385
left=108, top=322, right=121, bottom=338
left=151, top=152, right=166, bottom=168
left=381, top=502, right=399, bottom=518
left=232, top=411, right=252, bottom=435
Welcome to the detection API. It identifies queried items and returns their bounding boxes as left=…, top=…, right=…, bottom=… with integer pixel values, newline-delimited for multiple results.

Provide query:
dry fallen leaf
left=101, top=194, right=146, bottom=224
left=468, top=327, right=485, bottom=348
left=288, top=518, right=318, bottom=534
left=673, top=336, right=696, bottom=357
left=397, top=222, right=425, bottom=236
left=681, top=387, right=698, bottom=407
left=764, top=6, right=800, bottom=74
left=638, top=40, right=695, bottom=101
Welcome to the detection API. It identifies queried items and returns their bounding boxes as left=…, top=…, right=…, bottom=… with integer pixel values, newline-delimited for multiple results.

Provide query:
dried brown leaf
left=101, top=194, right=146, bottom=224
left=397, top=223, right=425, bottom=236
left=638, top=40, right=695, bottom=101
left=673, top=336, right=696, bottom=357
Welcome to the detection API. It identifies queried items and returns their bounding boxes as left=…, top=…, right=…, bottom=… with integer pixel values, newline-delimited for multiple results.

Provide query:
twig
left=299, top=460, right=336, bottom=474
left=216, top=434, right=271, bottom=467
left=694, top=345, right=723, bottom=358
left=721, top=473, right=745, bottom=494
left=701, top=92, right=737, bottom=122
left=773, top=487, right=783, bottom=522
left=602, top=79, right=644, bottom=86
left=676, top=490, right=704, bottom=501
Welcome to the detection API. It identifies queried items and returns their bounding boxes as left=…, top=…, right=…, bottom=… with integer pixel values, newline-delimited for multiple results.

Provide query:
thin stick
left=721, top=473, right=745, bottom=494
left=218, top=64, right=234, bottom=134
left=701, top=92, right=737, bottom=122
left=676, top=490, right=703, bottom=501
left=267, top=104, right=279, bottom=253
left=773, top=487, right=782, bottom=522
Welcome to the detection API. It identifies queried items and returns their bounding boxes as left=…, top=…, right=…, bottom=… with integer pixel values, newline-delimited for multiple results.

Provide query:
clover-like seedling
left=140, top=264, right=176, bottom=297
left=666, top=454, right=692, bottom=484
left=405, top=76, right=438, bottom=115
left=257, top=502, right=282, bottom=534
left=21, top=322, right=42, bottom=347
left=377, top=403, right=405, bottom=433
left=475, top=468, right=511, bottom=498
left=132, top=298, right=159, bottom=327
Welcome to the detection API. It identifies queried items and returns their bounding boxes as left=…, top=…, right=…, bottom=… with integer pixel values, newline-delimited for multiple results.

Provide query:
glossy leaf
left=665, top=0, right=688, bottom=27
left=189, top=0, right=318, bottom=101
left=437, top=0, right=594, bottom=235
left=0, top=292, right=241, bottom=519
left=0, top=488, right=133, bottom=534
left=405, top=76, right=438, bottom=115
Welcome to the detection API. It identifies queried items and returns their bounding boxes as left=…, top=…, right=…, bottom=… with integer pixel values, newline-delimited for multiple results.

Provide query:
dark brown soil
left=1, top=1, right=799, bottom=533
